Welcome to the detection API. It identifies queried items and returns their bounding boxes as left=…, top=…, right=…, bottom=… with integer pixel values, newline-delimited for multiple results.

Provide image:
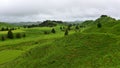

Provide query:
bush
left=1, top=36, right=5, bottom=41
left=6, top=27, right=9, bottom=31
left=60, top=27, right=62, bottom=30
left=7, top=29, right=14, bottom=39
left=16, top=33, right=21, bottom=38
left=23, top=33, right=26, bottom=37
left=1, top=27, right=5, bottom=31
left=67, top=24, right=72, bottom=30
left=44, top=31, right=50, bottom=34
left=64, top=29, right=68, bottom=36
left=51, top=28, right=56, bottom=33
left=97, top=23, right=102, bottom=28
left=75, top=25, right=79, bottom=29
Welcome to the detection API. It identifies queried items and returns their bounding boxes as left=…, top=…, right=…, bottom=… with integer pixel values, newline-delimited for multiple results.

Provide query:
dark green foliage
left=16, top=33, right=21, bottom=38
left=67, top=24, right=72, bottom=30
left=6, top=27, right=9, bottom=31
left=1, top=27, right=5, bottom=31
left=1, top=27, right=10, bottom=31
left=44, top=31, right=50, bottom=34
left=18, top=27, right=20, bottom=29
left=64, top=29, right=68, bottom=36
left=75, top=25, right=79, bottom=29
left=60, top=27, right=62, bottom=30
left=51, top=28, right=56, bottom=33
left=39, top=20, right=57, bottom=27
left=10, top=28, right=15, bottom=30
left=7, top=29, right=14, bottom=39
left=23, top=33, right=26, bottom=37
left=1, top=36, right=5, bottom=41
left=97, top=23, right=102, bottom=28
left=101, top=15, right=108, bottom=17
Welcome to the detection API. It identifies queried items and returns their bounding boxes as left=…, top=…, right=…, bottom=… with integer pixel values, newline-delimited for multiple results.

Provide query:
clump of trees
left=23, top=20, right=64, bottom=28
left=101, top=15, right=108, bottom=17
left=0, top=27, right=17, bottom=31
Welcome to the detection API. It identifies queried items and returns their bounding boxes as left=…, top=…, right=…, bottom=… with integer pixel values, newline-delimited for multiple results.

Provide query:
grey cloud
left=0, top=0, right=120, bottom=22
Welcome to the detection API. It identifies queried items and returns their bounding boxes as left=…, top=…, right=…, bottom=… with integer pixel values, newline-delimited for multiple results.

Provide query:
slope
left=1, top=33, right=120, bottom=68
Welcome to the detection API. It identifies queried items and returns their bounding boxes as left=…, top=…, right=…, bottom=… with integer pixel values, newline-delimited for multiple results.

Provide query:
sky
left=0, top=0, right=120, bottom=22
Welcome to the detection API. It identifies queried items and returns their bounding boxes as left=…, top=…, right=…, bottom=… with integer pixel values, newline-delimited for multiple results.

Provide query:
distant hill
left=0, top=22, right=14, bottom=27
left=11, top=21, right=42, bottom=26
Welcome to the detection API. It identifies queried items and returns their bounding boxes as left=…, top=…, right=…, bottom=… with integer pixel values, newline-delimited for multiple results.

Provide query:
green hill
left=1, top=32, right=120, bottom=68
left=83, top=15, right=120, bottom=35
left=1, top=15, right=120, bottom=68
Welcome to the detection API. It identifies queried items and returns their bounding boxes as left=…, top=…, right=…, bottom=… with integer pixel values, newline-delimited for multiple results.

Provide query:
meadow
left=1, top=15, right=120, bottom=68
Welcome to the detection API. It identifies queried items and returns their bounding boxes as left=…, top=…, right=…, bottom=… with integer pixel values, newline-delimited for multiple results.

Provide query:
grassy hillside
left=1, top=33, right=120, bottom=68
left=83, top=15, right=120, bottom=35
left=1, top=15, right=120, bottom=68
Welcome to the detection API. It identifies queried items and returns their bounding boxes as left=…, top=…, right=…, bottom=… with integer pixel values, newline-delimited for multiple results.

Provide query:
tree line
left=23, top=20, right=64, bottom=28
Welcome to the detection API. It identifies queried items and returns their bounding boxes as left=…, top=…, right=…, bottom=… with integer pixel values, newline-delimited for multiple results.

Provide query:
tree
left=51, top=28, right=56, bottom=33
left=7, top=29, right=14, bottom=39
left=16, top=33, right=21, bottom=38
left=64, top=29, right=68, bottom=36
left=97, top=23, right=102, bottom=28
left=1, top=36, right=5, bottom=41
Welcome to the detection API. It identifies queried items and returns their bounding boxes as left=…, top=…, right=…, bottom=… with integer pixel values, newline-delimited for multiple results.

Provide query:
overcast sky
left=0, top=0, right=120, bottom=22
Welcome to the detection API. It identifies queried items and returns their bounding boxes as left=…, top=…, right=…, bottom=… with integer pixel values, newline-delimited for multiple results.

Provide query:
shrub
left=23, top=33, right=26, bottom=37
left=67, top=24, right=72, bottom=30
left=44, top=31, right=50, bottom=34
left=64, top=29, right=68, bottom=36
left=60, top=27, right=62, bottom=30
left=16, top=33, right=21, bottom=38
left=7, top=29, right=14, bottom=39
left=6, top=27, right=9, bottom=31
left=1, top=27, right=5, bottom=31
left=1, top=36, right=5, bottom=41
left=75, top=25, right=79, bottom=29
left=97, top=23, right=102, bottom=28
left=51, top=28, right=56, bottom=33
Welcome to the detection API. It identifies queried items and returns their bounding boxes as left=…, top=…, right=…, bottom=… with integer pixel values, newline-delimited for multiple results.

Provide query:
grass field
left=0, top=16, right=120, bottom=68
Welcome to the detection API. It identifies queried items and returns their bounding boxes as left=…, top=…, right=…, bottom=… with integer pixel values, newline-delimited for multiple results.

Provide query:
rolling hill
left=1, top=15, right=120, bottom=68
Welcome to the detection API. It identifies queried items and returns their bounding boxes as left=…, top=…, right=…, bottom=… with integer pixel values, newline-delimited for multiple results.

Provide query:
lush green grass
left=0, top=50, right=23, bottom=64
left=1, top=33, right=120, bottom=68
left=1, top=18, right=120, bottom=68
left=0, top=25, right=76, bottom=65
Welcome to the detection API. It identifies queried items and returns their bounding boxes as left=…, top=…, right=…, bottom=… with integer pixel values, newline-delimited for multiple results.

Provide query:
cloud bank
left=0, top=0, right=120, bottom=22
